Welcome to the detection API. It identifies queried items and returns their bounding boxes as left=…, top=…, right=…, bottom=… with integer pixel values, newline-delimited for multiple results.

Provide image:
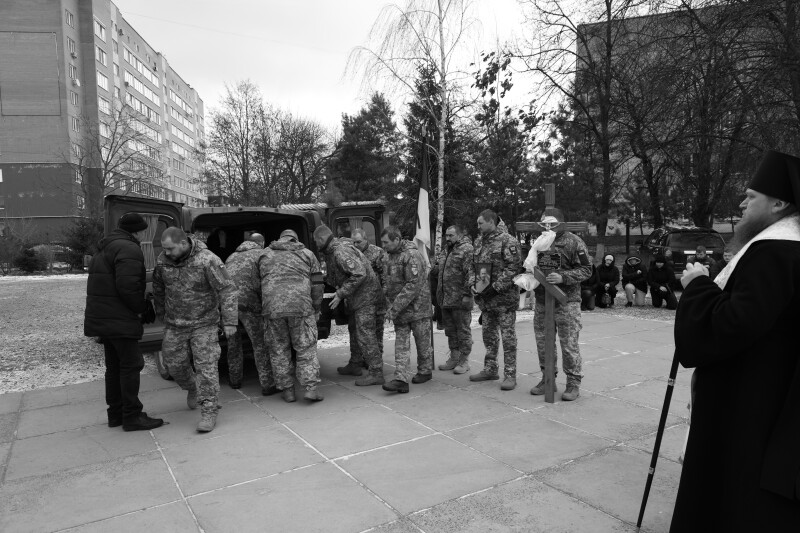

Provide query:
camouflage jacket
left=471, top=229, right=523, bottom=311
left=384, top=240, right=431, bottom=324
left=153, top=238, right=237, bottom=328
left=533, top=231, right=592, bottom=304
left=259, top=240, right=323, bottom=318
left=431, top=235, right=474, bottom=308
left=361, top=243, right=388, bottom=312
left=224, top=240, right=263, bottom=313
left=320, top=238, right=380, bottom=312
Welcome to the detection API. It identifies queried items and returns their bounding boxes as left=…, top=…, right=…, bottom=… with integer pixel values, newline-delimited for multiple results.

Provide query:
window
left=98, top=96, right=111, bottom=114
left=67, top=37, right=76, bottom=55
left=123, top=70, right=161, bottom=106
left=65, top=9, right=74, bottom=28
left=114, top=87, right=120, bottom=99
left=96, top=70, right=108, bottom=91
left=122, top=47, right=159, bottom=87
left=99, top=122, right=111, bottom=138
left=75, top=170, right=81, bottom=183
left=113, top=41, right=118, bottom=54
left=70, top=91, right=79, bottom=106
left=113, top=63, right=119, bottom=76
left=95, top=45, right=107, bottom=66
left=69, top=64, right=78, bottom=79
left=76, top=195, right=85, bottom=210
left=94, top=20, right=106, bottom=42
left=70, top=116, right=80, bottom=132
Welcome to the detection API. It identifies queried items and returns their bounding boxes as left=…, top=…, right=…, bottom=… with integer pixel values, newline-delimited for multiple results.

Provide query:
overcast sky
left=113, top=0, right=526, bottom=130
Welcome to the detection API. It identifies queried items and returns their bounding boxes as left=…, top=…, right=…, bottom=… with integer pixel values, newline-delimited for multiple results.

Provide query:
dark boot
left=411, top=373, right=432, bottom=384
left=304, top=388, right=324, bottom=402
left=261, top=385, right=279, bottom=396
left=382, top=380, right=409, bottom=393
left=337, top=362, right=364, bottom=376
left=530, top=377, right=558, bottom=396
left=355, top=374, right=385, bottom=386
left=282, top=387, right=297, bottom=403
left=561, top=382, right=580, bottom=401
left=469, top=370, right=499, bottom=382
left=123, top=413, right=164, bottom=432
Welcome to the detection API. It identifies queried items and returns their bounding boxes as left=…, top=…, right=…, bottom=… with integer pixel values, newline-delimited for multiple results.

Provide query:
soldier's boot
left=453, top=354, right=470, bottom=375
left=304, top=387, right=324, bottom=402
left=197, top=400, right=218, bottom=433
left=561, top=381, right=580, bottom=402
left=355, top=374, right=385, bottom=386
left=261, top=385, right=279, bottom=396
left=411, top=373, right=432, bottom=384
left=530, top=377, right=558, bottom=396
left=229, top=379, right=241, bottom=390
left=186, top=387, right=198, bottom=410
left=282, top=387, right=297, bottom=403
left=500, top=376, right=517, bottom=391
left=438, top=352, right=458, bottom=371
left=337, top=362, right=364, bottom=376
left=382, top=380, right=409, bottom=393
left=469, top=369, right=499, bottom=382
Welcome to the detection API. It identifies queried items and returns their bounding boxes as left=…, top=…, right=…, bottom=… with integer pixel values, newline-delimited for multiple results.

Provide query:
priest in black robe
left=670, top=150, right=800, bottom=531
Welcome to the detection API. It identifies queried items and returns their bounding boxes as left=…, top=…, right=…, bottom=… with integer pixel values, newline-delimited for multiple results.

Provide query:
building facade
left=0, top=0, right=206, bottom=239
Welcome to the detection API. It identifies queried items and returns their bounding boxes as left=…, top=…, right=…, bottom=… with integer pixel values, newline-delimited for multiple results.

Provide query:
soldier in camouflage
left=314, top=225, right=384, bottom=386
left=530, top=207, right=592, bottom=401
left=153, top=227, right=237, bottom=433
left=352, top=228, right=387, bottom=360
left=259, top=229, right=325, bottom=403
left=380, top=226, right=433, bottom=393
left=224, top=233, right=277, bottom=396
left=431, top=225, right=474, bottom=375
left=470, top=209, right=523, bottom=391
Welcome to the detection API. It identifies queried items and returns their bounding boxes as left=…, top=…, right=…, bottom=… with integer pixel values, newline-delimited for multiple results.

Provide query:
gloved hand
left=481, top=284, right=498, bottom=299
left=461, top=295, right=473, bottom=310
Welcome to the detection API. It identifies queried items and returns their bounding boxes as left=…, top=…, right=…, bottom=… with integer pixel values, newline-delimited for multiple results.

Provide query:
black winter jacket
left=84, top=229, right=147, bottom=339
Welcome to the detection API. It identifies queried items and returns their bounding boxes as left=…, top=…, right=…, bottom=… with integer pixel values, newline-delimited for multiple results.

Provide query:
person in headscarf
left=669, top=150, right=800, bottom=531
left=594, top=253, right=620, bottom=308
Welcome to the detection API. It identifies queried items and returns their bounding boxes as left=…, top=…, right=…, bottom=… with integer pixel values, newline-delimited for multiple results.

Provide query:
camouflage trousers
left=441, top=308, right=472, bottom=364
left=227, top=311, right=274, bottom=389
left=265, top=315, right=320, bottom=391
left=481, top=309, right=518, bottom=377
left=162, top=324, right=220, bottom=405
left=393, top=318, right=433, bottom=383
left=346, top=304, right=383, bottom=376
left=533, top=301, right=583, bottom=384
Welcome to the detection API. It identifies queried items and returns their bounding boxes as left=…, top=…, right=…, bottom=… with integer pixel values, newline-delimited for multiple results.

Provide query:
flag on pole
left=415, top=133, right=431, bottom=268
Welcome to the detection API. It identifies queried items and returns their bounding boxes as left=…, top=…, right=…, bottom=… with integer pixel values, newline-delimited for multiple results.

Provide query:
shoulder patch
left=345, top=257, right=355, bottom=270
left=411, top=262, right=419, bottom=277
left=577, top=251, right=590, bottom=266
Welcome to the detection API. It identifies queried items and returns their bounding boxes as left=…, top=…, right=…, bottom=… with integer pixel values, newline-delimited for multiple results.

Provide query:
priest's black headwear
left=748, top=150, right=800, bottom=207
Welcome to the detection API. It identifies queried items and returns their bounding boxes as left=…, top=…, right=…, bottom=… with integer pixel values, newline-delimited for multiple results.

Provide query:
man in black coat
left=670, top=150, right=800, bottom=531
left=84, top=213, right=163, bottom=432
left=646, top=254, right=677, bottom=309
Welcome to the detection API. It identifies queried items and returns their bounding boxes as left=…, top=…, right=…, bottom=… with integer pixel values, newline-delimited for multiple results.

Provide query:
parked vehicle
left=636, top=226, right=725, bottom=285
left=103, top=195, right=388, bottom=377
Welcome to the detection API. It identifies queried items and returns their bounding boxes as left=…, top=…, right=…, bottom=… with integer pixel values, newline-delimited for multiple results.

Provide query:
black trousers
left=651, top=287, right=678, bottom=310
left=103, top=338, right=144, bottom=423
left=580, top=288, right=596, bottom=310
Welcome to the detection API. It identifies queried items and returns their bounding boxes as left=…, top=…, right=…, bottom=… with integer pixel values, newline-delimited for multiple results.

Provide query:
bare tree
left=62, top=105, right=166, bottom=220
left=348, top=0, right=478, bottom=253
left=272, top=113, right=335, bottom=204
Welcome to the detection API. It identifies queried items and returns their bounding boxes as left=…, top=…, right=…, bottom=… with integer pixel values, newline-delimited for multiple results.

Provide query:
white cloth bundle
left=514, top=230, right=557, bottom=291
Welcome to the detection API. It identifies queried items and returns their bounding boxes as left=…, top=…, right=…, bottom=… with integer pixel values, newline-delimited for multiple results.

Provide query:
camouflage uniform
left=224, top=241, right=273, bottom=390
left=533, top=231, right=592, bottom=385
left=320, top=237, right=382, bottom=376
left=259, top=239, right=324, bottom=391
left=431, top=235, right=474, bottom=366
left=472, top=229, right=522, bottom=377
left=153, top=238, right=237, bottom=408
left=359, top=243, right=388, bottom=356
left=385, top=240, right=433, bottom=382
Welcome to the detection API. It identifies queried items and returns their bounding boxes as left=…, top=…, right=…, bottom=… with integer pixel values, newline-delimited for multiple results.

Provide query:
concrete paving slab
left=448, top=411, right=614, bottom=473
left=536, top=445, right=680, bottom=533
left=0, top=412, right=18, bottom=444
left=602, top=378, right=691, bottom=417
left=366, top=517, right=423, bottom=533
left=0, top=392, right=21, bottom=415
left=5, top=423, right=156, bottom=481
left=626, top=424, right=688, bottom=464
left=0, top=452, right=182, bottom=533
left=389, top=389, right=521, bottom=432
left=580, top=318, right=667, bottom=340
left=153, top=399, right=276, bottom=449
left=584, top=334, right=666, bottom=354
left=64, top=501, right=198, bottom=533
left=189, top=461, right=397, bottom=533
left=533, top=392, right=680, bottom=442
left=15, top=400, right=107, bottom=439
left=286, top=404, right=433, bottom=458
left=250, top=383, right=374, bottom=421
left=336, top=378, right=448, bottom=405
left=341, top=434, right=521, bottom=514
left=410, top=476, right=635, bottom=532
left=138, top=373, right=183, bottom=393
left=581, top=363, right=650, bottom=393
left=162, top=425, right=324, bottom=496
left=21, top=380, right=105, bottom=410
left=589, top=352, right=676, bottom=379
left=580, top=342, right=629, bottom=362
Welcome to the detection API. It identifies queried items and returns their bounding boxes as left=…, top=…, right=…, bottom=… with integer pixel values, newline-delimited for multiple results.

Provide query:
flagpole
left=420, top=129, right=435, bottom=367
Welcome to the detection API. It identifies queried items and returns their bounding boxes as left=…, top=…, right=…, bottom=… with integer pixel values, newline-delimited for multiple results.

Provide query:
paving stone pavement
left=0, top=312, right=686, bottom=533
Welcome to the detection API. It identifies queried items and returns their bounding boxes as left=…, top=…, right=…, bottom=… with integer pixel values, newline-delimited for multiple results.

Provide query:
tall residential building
left=0, top=0, right=206, bottom=239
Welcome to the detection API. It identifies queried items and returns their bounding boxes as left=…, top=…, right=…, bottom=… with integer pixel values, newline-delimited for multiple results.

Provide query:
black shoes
left=382, top=380, right=409, bottom=393
left=411, top=373, right=432, bottom=384
left=122, top=413, right=164, bottom=432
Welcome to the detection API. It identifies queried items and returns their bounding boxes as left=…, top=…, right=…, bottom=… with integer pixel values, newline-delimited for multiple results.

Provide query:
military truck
left=104, top=195, right=388, bottom=378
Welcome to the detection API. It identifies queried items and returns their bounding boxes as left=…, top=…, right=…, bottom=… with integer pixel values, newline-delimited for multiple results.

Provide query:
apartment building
left=0, top=0, right=206, bottom=238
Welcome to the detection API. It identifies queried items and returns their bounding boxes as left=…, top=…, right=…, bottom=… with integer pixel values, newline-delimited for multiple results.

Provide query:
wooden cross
left=532, top=267, right=567, bottom=403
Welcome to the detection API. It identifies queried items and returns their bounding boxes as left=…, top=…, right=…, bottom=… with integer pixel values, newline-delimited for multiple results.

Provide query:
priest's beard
left=730, top=211, right=773, bottom=253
